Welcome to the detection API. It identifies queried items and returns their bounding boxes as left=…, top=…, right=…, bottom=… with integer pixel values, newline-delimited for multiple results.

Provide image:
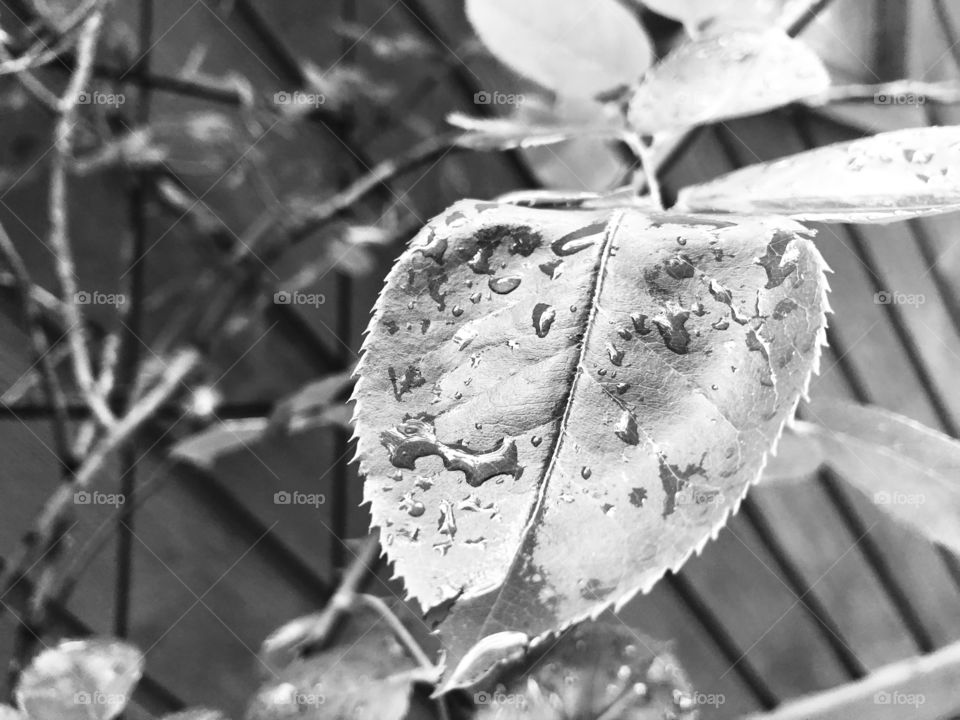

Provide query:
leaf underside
left=465, top=0, right=653, bottom=98
left=351, top=200, right=829, bottom=669
left=801, top=398, right=960, bottom=556
left=676, top=126, right=960, bottom=223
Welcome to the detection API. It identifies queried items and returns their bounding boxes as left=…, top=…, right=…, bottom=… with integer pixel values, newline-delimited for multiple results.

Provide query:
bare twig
left=780, top=0, right=835, bottom=37
left=263, top=131, right=463, bottom=260
left=0, top=0, right=101, bottom=76
left=294, top=535, right=380, bottom=652
left=814, top=80, right=960, bottom=105
left=932, top=0, right=960, bottom=73
left=42, top=459, right=171, bottom=613
left=0, top=348, right=199, bottom=611
left=47, top=6, right=116, bottom=428
left=356, top=593, right=435, bottom=669
left=0, top=222, right=72, bottom=463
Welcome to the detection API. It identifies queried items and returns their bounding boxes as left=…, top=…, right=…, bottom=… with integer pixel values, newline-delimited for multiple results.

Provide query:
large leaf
left=676, top=126, right=960, bottom=223
left=627, top=28, right=829, bottom=134
left=472, top=620, right=698, bottom=719
left=352, top=200, right=829, bottom=668
left=800, top=399, right=960, bottom=555
left=16, top=639, right=144, bottom=720
left=465, top=0, right=653, bottom=98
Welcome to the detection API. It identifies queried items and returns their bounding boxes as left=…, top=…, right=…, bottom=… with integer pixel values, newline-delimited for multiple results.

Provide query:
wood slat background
left=1, top=1, right=959, bottom=718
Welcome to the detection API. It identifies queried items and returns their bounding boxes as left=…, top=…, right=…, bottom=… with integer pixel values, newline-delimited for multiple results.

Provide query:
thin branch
left=0, top=0, right=101, bottom=76
left=781, top=0, right=835, bottom=37
left=0, top=348, right=199, bottom=612
left=270, top=132, right=463, bottom=255
left=46, top=5, right=116, bottom=428
left=356, top=593, right=435, bottom=669
left=40, top=460, right=171, bottom=615
left=0, top=223, right=72, bottom=464
left=814, top=80, right=960, bottom=105
left=293, top=534, right=380, bottom=653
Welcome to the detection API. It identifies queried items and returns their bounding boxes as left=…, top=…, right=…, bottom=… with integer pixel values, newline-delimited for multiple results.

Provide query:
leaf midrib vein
left=469, top=211, right=625, bottom=636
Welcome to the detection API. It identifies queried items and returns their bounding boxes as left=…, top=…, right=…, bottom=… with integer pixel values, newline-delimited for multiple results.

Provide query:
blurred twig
left=0, top=349, right=199, bottom=638
left=46, top=5, right=116, bottom=429
left=932, top=0, right=960, bottom=79
left=814, top=80, right=960, bottom=104
left=0, top=222, right=72, bottom=465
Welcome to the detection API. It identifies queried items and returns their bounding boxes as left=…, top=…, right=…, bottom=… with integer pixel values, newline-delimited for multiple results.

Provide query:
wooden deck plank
left=679, top=517, right=851, bottom=699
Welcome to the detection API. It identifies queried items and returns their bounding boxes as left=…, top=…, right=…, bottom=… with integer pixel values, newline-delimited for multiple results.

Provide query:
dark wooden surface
left=1, top=1, right=959, bottom=718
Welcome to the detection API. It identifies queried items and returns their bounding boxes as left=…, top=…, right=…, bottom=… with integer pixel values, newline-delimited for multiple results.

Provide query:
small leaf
left=352, top=200, right=829, bottom=670
left=16, top=639, right=144, bottom=720
left=627, top=28, right=829, bottom=134
left=760, top=421, right=825, bottom=483
left=466, top=0, right=653, bottom=97
left=270, top=371, right=354, bottom=433
left=802, top=399, right=960, bottom=555
left=448, top=112, right=621, bottom=151
left=171, top=372, right=354, bottom=468
left=514, top=97, right=633, bottom=192
left=247, top=603, right=435, bottom=720
left=170, top=418, right=270, bottom=470
left=677, top=126, right=960, bottom=223
left=471, top=621, right=698, bottom=718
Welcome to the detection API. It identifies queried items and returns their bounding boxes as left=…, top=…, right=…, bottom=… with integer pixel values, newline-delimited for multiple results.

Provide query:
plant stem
left=47, top=5, right=116, bottom=429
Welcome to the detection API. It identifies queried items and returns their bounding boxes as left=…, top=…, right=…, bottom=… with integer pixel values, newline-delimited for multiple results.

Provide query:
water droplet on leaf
left=488, top=275, right=522, bottom=294
left=532, top=303, right=556, bottom=338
